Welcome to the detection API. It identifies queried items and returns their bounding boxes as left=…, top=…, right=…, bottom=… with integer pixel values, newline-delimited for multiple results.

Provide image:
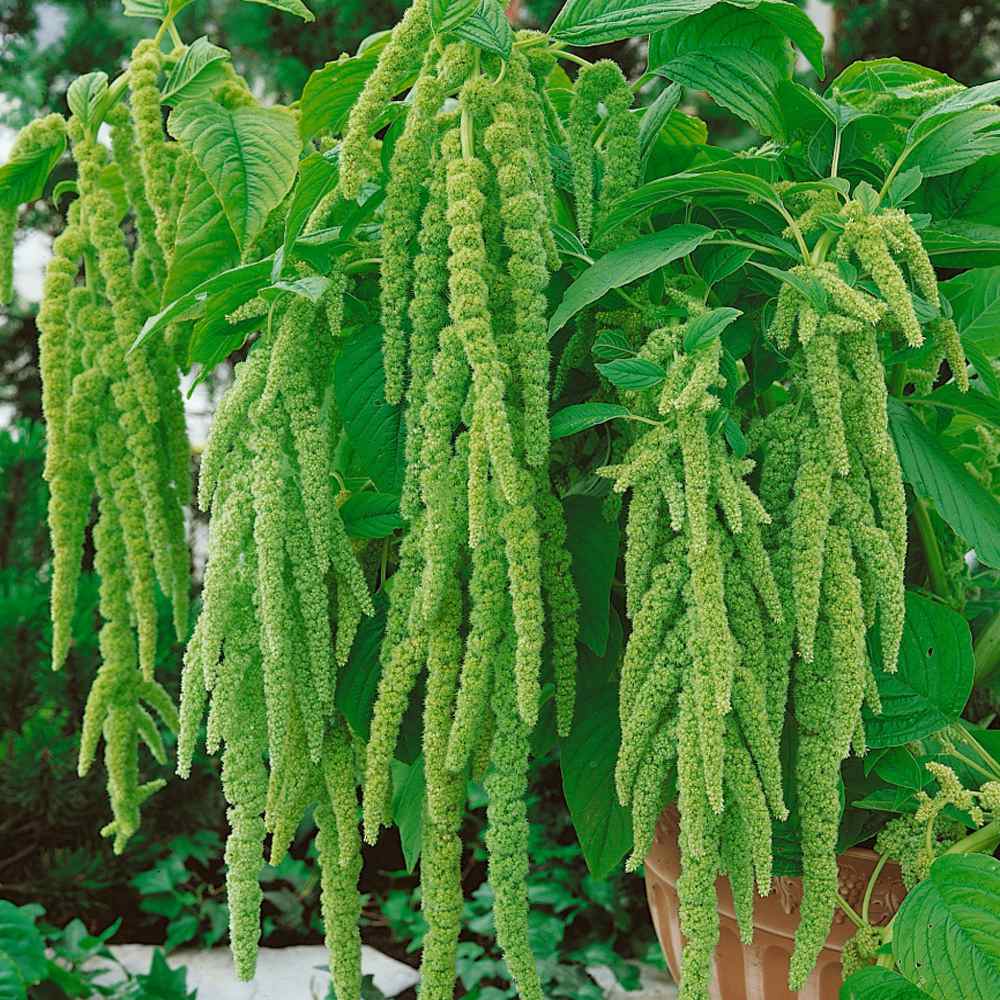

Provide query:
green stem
left=974, top=610, right=1000, bottom=686
left=862, top=854, right=888, bottom=925
left=551, top=47, right=594, bottom=70
left=771, top=199, right=810, bottom=262
left=834, top=891, right=866, bottom=930
left=943, top=817, right=1000, bottom=856
left=811, top=230, right=836, bottom=267
left=912, top=496, right=951, bottom=602
left=830, top=127, right=844, bottom=179
left=168, top=21, right=184, bottom=49
left=877, top=148, right=912, bottom=205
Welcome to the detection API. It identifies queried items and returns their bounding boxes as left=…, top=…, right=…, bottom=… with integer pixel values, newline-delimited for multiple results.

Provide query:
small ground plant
left=4, top=1, right=1000, bottom=998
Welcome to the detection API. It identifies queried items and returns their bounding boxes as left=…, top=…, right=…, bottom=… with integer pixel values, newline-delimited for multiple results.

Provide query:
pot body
left=643, top=809, right=906, bottom=1000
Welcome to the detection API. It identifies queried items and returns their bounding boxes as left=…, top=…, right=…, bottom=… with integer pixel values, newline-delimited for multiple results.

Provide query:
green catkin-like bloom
left=419, top=585, right=466, bottom=1000
left=198, top=348, right=270, bottom=511
left=930, top=316, right=970, bottom=392
left=789, top=526, right=867, bottom=989
left=0, top=113, right=66, bottom=303
left=804, top=333, right=851, bottom=475
left=109, top=106, right=166, bottom=289
left=379, top=45, right=448, bottom=404
left=839, top=211, right=924, bottom=347
left=881, top=208, right=940, bottom=306
left=720, top=805, right=754, bottom=945
left=537, top=477, right=579, bottom=737
left=616, top=622, right=684, bottom=804
left=626, top=720, right=678, bottom=871
left=790, top=449, right=832, bottom=662
left=315, top=797, right=363, bottom=1000
left=446, top=524, right=505, bottom=771
left=484, top=111, right=552, bottom=468
left=339, top=0, right=432, bottom=199
left=220, top=640, right=268, bottom=981
left=69, top=119, right=161, bottom=426
left=486, top=650, right=543, bottom=1000
left=129, top=41, right=172, bottom=229
left=677, top=408, right=712, bottom=554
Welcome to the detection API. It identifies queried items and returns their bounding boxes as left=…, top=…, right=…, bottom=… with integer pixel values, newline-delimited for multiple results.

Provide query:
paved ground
left=92, top=944, right=678, bottom=998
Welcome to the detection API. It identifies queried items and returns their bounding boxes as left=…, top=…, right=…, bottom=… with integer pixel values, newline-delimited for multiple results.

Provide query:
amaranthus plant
left=5, top=0, right=1000, bottom=997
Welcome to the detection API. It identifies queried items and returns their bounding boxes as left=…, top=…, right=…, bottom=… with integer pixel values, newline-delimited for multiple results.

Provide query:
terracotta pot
left=644, top=809, right=906, bottom=1000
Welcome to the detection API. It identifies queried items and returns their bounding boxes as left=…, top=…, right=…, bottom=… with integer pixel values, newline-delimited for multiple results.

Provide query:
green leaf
left=135, top=257, right=272, bottom=351
left=340, top=492, right=405, bottom=539
left=552, top=0, right=821, bottom=68
left=910, top=80, right=1000, bottom=143
left=908, top=385, right=1000, bottom=433
left=649, top=3, right=824, bottom=139
left=134, top=950, right=196, bottom=1000
left=940, top=265, right=1000, bottom=355
left=334, top=326, right=406, bottom=494
left=682, top=306, right=742, bottom=353
left=751, top=260, right=829, bottom=312
left=873, top=747, right=928, bottom=791
left=168, top=101, right=300, bottom=251
left=840, top=965, right=935, bottom=999
left=452, top=0, right=514, bottom=59
left=849, top=785, right=920, bottom=814
left=596, top=357, right=666, bottom=389
left=723, top=414, right=747, bottom=457
left=298, top=45, right=388, bottom=143
left=894, top=853, right=1000, bottom=1000
left=280, top=150, right=340, bottom=271
left=559, top=613, right=631, bottom=878
left=594, top=172, right=778, bottom=242
left=336, top=590, right=388, bottom=740
left=592, top=329, right=634, bottom=361
left=906, top=108, right=1000, bottom=179
left=242, top=0, right=315, bottom=21
left=161, top=37, right=231, bottom=106
left=550, top=403, right=630, bottom=440
left=259, top=274, right=331, bottom=303
left=162, top=164, right=241, bottom=305
left=830, top=57, right=956, bottom=97
left=889, top=397, right=1000, bottom=567
left=639, top=82, right=683, bottom=163
left=563, top=495, right=619, bottom=657
left=919, top=155, right=1000, bottom=268
left=0, top=957, right=25, bottom=1000
left=0, top=902, right=46, bottom=986
left=121, top=0, right=167, bottom=17
left=391, top=755, right=425, bottom=873
left=0, top=135, right=65, bottom=209
left=67, top=72, right=109, bottom=132
left=697, top=244, right=755, bottom=288
left=431, top=0, right=479, bottom=33
left=548, top=224, right=715, bottom=336
left=862, top=591, right=974, bottom=748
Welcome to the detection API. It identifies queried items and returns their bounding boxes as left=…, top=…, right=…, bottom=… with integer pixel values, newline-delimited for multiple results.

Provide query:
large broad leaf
left=596, top=357, right=666, bottom=389
left=280, top=150, right=340, bottom=270
left=161, top=164, right=240, bottom=305
left=648, top=3, right=823, bottom=139
left=829, top=57, right=956, bottom=97
left=905, top=108, right=1000, bottom=179
left=161, top=37, right=231, bottom=106
left=841, top=966, right=934, bottom=1000
left=551, top=0, right=822, bottom=70
left=548, top=224, right=714, bottom=336
left=339, top=492, right=404, bottom=539
left=243, top=0, right=315, bottom=21
left=889, top=397, right=1000, bottom=567
left=909, top=80, right=1000, bottom=143
left=559, top=614, right=631, bottom=878
left=563, top=495, right=620, bottom=658
left=430, top=0, right=479, bottom=34
left=67, top=72, right=109, bottom=132
left=595, top=171, right=779, bottom=242
left=0, top=135, right=65, bottom=208
left=639, top=82, right=683, bottom=163
left=391, top=754, right=425, bottom=873
left=550, top=403, right=630, bottom=440
left=908, top=385, right=1000, bottom=433
left=452, top=0, right=513, bottom=59
left=940, top=266, right=1000, bottom=356
left=334, top=326, right=406, bottom=494
left=135, top=257, right=272, bottom=351
left=894, top=853, right=1000, bottom=1000
left=168, top=101, right=300, bottom=251
left=862, top=591, right=974, bottom=748
left=335, top=590, right=388, bottom=740
left=0, top=902, right=46, bottom=988
left=919, top=154, right=1000, bottom=268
